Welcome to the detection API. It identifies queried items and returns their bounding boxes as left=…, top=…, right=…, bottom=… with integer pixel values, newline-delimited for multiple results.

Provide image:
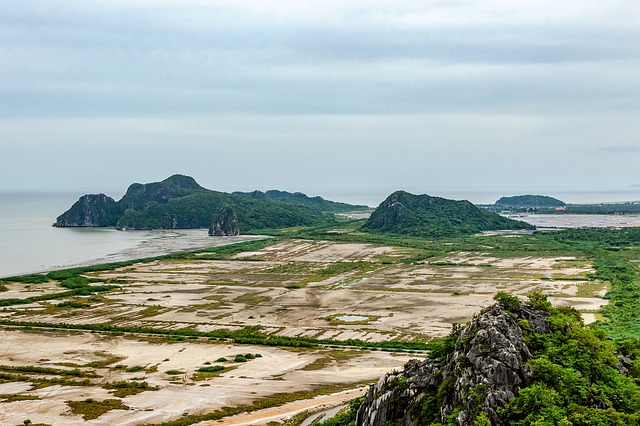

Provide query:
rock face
left=209, top=206, right=240, bottom=236
left=356, top=303, right=550, bottom=426
left=53, top=194, right=120, bottom=227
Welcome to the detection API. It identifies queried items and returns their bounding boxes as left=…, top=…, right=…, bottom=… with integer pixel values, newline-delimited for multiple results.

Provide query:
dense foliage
left=233, top=189, right=369, bottom=213
left=55, top=174, right=335, bottom=232
left=322, top=294, right=640, bottom=426
left=362, top=190, right=533, bottom=238
left=495, top=195, right=565, bottom=207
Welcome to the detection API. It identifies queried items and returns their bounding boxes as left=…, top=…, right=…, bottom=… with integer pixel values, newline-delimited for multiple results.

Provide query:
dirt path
left=201, top=387, right=369, bottom=426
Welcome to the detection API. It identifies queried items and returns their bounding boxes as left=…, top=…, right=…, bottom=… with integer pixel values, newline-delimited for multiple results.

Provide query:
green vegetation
left=362, top=190, right=533, bottom=238
left=328, top=294, right=640, bottom=425
left=234, top=189, right=369, bottom=213
left=499, top=295, right=640, bottom=425
left=85, top=351, right=125, bottom=368
left=55, top=174, right=335, bottom=232
left=197, top=365, right=226, bottom=373
left=104, top=380, right=159, bottom=397
left=191, top=365, right=232, bottom=381
left=0, top=318, right=430, bottom=351
left=0, top=371, right=92, bottom=388
left=495, top=195, right=565, bottom=208
left=0, top=274, right=50, bottom=284
left=66, top=398, right=128, bottom=420
left=0, top=365, right=96, bottom=378
left=56, top=300, right=90, bottom=309
left=149, top=381, right=373, bottom=426
left=0, top=394, right=40, bottom=402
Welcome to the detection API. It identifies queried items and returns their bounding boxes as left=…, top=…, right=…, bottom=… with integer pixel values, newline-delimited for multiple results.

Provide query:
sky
left=1, top=0, right=639, bottom=205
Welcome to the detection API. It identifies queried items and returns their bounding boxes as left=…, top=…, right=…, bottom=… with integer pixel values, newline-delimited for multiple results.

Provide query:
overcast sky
left=1, top=0, right=639, bottom=204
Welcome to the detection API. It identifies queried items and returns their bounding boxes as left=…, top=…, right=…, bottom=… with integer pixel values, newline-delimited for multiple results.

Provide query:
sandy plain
left=0, top=238, right=609, bottom=425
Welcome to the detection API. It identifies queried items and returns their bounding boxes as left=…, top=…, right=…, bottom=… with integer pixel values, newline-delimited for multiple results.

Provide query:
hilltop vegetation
left=54, top=175, right=336, bottom=232
left=362, top=190, right=533, bottom=238
left=233, top=189, right=370, bottom=213
left=329, top=293, right=640, bottom=426
left=496, top=195, right=565, bottom=208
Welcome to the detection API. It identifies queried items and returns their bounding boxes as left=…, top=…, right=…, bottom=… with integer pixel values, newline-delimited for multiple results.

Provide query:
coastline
left=0, top=230, right=268, bottom=279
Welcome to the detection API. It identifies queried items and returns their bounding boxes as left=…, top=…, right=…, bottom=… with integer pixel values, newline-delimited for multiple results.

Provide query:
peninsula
left=53, top=175, right=363, bottom=234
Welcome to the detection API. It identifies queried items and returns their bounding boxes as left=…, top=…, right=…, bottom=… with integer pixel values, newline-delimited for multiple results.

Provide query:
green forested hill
left=362, top=190, right=534, bottom=238
left=233, top=189, right=369, bottom=213
left=54, top=175, right=334, bottom=232
left=496, top=194, right=565, bottom=207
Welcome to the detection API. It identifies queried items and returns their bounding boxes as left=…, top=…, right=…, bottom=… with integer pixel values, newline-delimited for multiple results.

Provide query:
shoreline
left=0, top=230, right=268, bottom=279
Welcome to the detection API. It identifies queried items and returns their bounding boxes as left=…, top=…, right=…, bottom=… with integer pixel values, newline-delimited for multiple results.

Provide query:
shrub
left=494, top=291, right=521, bottom=312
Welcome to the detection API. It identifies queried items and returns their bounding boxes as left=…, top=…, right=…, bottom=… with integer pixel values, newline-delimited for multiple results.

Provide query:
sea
left=0, top=192, right=261, bottom=278
left=2, top=188, right=640, bottom=279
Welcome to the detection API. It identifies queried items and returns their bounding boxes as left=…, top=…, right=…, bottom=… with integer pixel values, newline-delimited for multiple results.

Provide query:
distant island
left=53, top=175, right=365, bottom=235
left=496, top=195, right=565, bottom=208
left=487, top=194, right=640, bottom=215
left=363, top=190, right=534, bottom=237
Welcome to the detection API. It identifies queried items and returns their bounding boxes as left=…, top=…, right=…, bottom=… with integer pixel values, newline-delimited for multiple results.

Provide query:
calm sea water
left=2, top=188, right=640, bottom=278
left=0, top=192, right=257, bottom=278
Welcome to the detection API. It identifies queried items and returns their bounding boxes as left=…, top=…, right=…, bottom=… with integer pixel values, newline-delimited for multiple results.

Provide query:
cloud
left=1, top=0, right=639, bottom=193
left=1, top=0, right=639, bottom=119
left=599, top=146, right=640, bottom=153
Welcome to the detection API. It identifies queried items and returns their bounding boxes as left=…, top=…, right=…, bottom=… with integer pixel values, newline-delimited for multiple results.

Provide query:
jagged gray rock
left=53, top=194, right=120, bottom=227
left=356, top=303, right=549, bottom=426
left=209, top=206, right=240, bottom=236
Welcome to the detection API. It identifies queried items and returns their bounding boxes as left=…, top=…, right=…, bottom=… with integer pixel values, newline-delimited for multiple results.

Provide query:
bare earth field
left=0, top=238, right=608, bottom=425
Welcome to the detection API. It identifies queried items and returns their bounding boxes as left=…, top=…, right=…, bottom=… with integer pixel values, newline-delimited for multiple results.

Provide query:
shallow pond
left=334, top=315, right=369, bottom=322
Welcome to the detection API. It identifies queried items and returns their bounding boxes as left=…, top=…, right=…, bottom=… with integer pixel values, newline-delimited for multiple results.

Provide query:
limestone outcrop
left=356, top=303, right=550, bottom=426
left=53, top=194, right=120, bottom=227
left=209, top=206, right=240, bottom=236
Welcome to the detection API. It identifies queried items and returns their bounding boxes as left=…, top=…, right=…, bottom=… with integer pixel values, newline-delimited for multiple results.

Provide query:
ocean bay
left=0, top=192, right=260, bottom=278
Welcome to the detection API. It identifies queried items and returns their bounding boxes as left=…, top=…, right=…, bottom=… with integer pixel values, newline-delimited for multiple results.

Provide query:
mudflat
left=0, top=238, right=607, bottom=425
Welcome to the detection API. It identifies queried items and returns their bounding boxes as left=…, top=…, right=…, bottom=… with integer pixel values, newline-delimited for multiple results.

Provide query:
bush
left=197, top=366, right=225, bottom=373
left=494, top=291, right=521, bottom=312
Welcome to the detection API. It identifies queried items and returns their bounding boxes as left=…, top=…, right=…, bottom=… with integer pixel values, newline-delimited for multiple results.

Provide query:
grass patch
left=104, top=380, right=159, bottom=397
left=165, top=369, right=185, bottom=375
left=66, top=398, right=129, bottom=420
left=0, top=365, right=97, bottom=378
left=126, top=365, right=145, bottom=373
left=576, top=280, right=609, bottom=298
left=139, top=305, right=165, bottom=317
left=85, top=351, right=125, bottom=368
left=233, top=293, right=271, bottom=305
left=191, top=366, right=234, bottom=381
left=0, top=393, right=40, bottom=402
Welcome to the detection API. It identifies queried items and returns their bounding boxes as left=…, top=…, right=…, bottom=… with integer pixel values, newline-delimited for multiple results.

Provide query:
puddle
left=334, top=315, right=369, bottom=322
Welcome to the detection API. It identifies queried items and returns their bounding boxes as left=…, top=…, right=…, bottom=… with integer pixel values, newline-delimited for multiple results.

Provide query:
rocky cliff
left=53, top=193, right=120, bottom=227
left=356, top=301, right=550, bottom=426
left=209, top=206, right=240, bottom=236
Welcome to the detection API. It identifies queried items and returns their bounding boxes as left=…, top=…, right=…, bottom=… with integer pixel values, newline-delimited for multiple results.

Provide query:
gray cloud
left=1, top=0, right=639, bottom=196
left=599, top=146, right=640, bottom=153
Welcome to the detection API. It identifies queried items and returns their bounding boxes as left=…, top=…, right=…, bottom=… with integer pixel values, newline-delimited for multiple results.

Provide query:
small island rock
left=209, top=206, right=240, bottom=236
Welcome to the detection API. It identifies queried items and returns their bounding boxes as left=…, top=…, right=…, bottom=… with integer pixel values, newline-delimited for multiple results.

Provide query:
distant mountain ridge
left=233, top=189, right=370, bottom=213
left=363, top=190, right=534, bottom=237
left=53, top=175, right=339, bottom=233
